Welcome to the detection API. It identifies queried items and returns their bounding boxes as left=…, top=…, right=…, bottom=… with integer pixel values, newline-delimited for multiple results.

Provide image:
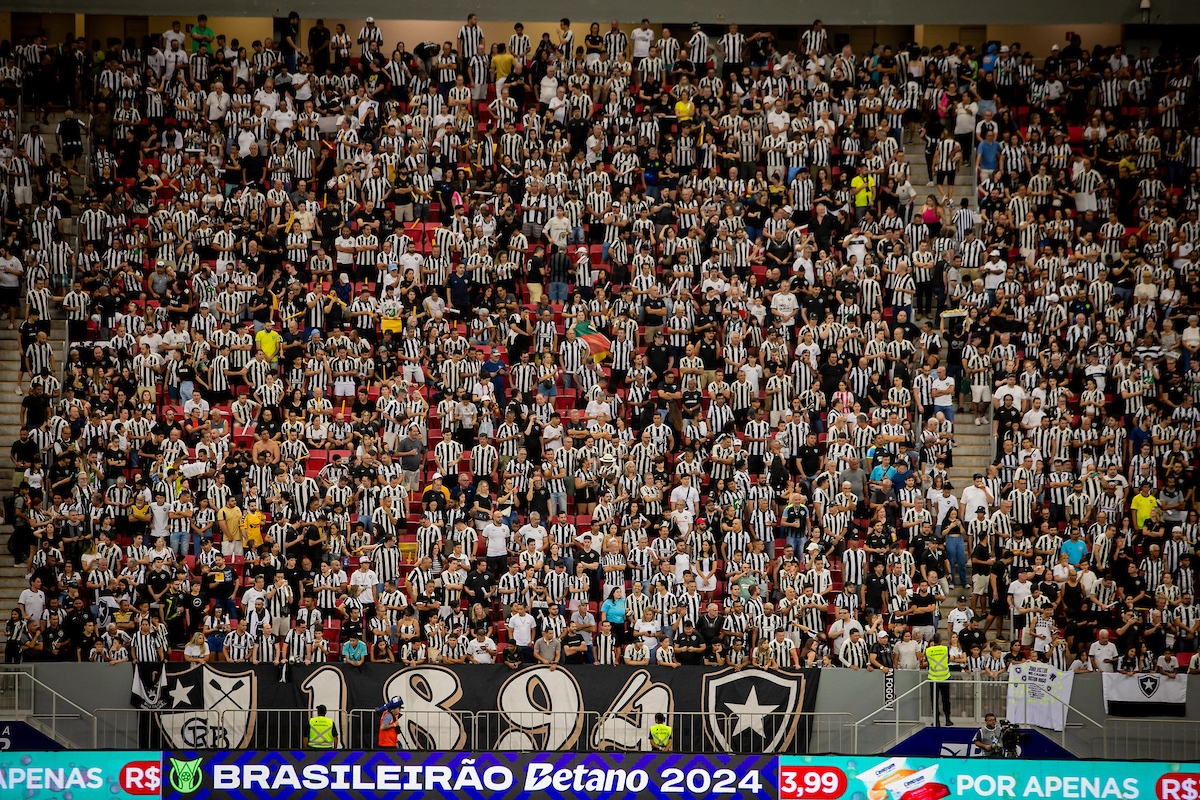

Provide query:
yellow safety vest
left=650, top=723, right=672, bottom=748
left=925, top=645, right=950, bottom=682
left=308, top=716, right=335, bottom=749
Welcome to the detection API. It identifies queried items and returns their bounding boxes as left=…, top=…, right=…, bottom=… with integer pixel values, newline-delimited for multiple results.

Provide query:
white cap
left=431, top=472, right=443, bottom=480
left=365, top=16, right=375, bottom=23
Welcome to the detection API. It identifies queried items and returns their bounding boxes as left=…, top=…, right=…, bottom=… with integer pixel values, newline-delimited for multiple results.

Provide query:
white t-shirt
left=994, top=385, right=1026, bottom=407
left=0, top=256, right=23, bottom=288
left=517, top=524, right=547, bottom=550
left=960, top=485, right=990, bottom=513
left=631, top=28, right=655, bottom=58
left=933, top=493, right=959, bottom=524
left=931, top=376, right=955, bottom=407
left=634, top=618, right=661, bottom=648
left=18, top=588, right=46, bottom=622
left=508, top=613, right=537, bottom=646
left=947, top=607, right=974, bottom=634
left=1088, top=640, right=1118, bottom=672
left=1007, top=579, right=1032, bottom=615
left=828, top=618, right=863, bottom=653
left=467, top=636, right=497, bottom=663
left=483, top=523, right=511, bottom=557
left=350, top=569, right=378, bottom=603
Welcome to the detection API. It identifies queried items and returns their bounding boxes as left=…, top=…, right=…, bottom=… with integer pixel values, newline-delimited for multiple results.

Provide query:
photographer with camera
left=973, top=713, right=1003, bottom=757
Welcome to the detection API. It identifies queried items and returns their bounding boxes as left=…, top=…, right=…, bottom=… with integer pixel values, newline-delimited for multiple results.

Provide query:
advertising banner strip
left=0, top=751, right=162, bottom=799
left=162, top=751, right=779, bottom=800
left=778, top=755, right=1200, bottom=800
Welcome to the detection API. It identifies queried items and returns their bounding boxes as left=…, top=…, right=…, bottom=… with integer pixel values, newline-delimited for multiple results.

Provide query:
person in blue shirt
left=868, top=453, right=897, bottom=506
left=341, top=631, right=367, bottom=665
left=890, top=460, right=915, bottom=493
left=976, top=130, right=1000, bottom=177
left=447, top=262, right=471, bottom=313
left=981, top=44, right=998, bottom=74
left=1060, top=527, right=1088, bottom=565
left=601, top=587, right=627, bottom=636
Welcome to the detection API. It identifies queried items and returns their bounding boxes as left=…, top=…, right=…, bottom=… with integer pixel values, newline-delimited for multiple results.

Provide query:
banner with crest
left=132, top=663, right=820, bottom=753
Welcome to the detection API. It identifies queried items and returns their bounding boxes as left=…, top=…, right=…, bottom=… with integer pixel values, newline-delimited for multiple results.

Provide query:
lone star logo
left=168, top=679, right=194, bottom=708
left=725, top=685, right=780, bottom=738
left=702, top=667, right=803, bottom=753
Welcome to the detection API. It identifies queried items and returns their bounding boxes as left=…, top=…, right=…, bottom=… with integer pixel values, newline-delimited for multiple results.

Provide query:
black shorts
left=936, top=170, right=956, bottom=185
left=0, top=286, right=18, bottom=308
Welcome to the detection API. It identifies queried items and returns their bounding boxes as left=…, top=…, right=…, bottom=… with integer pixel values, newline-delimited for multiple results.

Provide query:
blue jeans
left=935, top=404, right=955, bottom=421
left=170, top=530, right=189, bottom=557
left=945, top=535, right=967, bottom=587
left=549, top=282, right=569, bottom=302
left=549, top=492, right=567, bottom=517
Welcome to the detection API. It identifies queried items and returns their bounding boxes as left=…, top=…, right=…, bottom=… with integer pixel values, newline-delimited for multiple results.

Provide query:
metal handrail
left=1102, top=717, right=1200, bottom=761
left=849, top=672, right=1105, bottom=755
left=0, top=667, right=98, bottom=748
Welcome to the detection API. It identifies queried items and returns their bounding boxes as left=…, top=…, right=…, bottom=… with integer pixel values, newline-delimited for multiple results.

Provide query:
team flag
left=574, top=320, right=611, bottom=363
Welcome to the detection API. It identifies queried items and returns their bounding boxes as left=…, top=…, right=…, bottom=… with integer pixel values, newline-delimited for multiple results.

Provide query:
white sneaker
left=926, top=180, right=935, bottom=186
left=975, top=417, right=984, bottom=426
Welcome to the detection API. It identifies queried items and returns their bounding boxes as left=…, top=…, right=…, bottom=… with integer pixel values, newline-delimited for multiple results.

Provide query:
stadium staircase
left=899, top=138, right=988, bottom=496
left=0, top=324, right=29, bottom=606
left=0, top=105, right=80, bottom=620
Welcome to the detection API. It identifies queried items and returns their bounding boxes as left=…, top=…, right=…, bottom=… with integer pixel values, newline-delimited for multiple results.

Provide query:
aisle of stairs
left=0, top=103, right=88, bottom=625
left=902, top=140, right=977, bottom=213
left=0, top=325, right=30, bottom=609
left=948, top=418, right=993, bottom=498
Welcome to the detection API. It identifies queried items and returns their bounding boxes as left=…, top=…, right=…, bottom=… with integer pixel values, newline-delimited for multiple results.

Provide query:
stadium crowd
left=0, top=15, right=1198, bottom=682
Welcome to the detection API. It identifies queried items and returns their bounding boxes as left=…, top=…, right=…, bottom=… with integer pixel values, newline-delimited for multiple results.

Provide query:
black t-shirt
left=184, top=591, right=206, bottom=625
left=562, top=632, right=586, bottom=663
left=864, top=572, right=888, bottom=609
left=994, top=404, right=1020, bottom=432
left=971, top=543, right=992, bottom=576
left=696, top=614, right=723, bottom=645
left=10, top=437, right=38, bottom=464
left=675, top=631, right=706, bottom=664
left=21, top=395, right=51, bottom=427
left=280, top=22, right=300, bottom=55
left=342, top=618, right=364, bottom=642
left=146, top=568, right=171, bottom=597
left=908, top=591, right=937, bottom=625
left=575, top=549, right=599, bottom=577
left=988, top=561, right=1009, bottom=601
left=869, top=642, right=893, bottom=667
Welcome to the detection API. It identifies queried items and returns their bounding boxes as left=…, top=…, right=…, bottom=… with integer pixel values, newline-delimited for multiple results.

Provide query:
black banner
left=139, top=664, right=820, bottom=754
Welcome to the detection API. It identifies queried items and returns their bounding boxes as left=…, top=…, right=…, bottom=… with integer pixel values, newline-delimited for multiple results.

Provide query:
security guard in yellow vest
left=306, top=704, right=338, bottom=749
left=924, top=634, right=952, bottom=726
left=649, top=713, right=672, bottom=751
